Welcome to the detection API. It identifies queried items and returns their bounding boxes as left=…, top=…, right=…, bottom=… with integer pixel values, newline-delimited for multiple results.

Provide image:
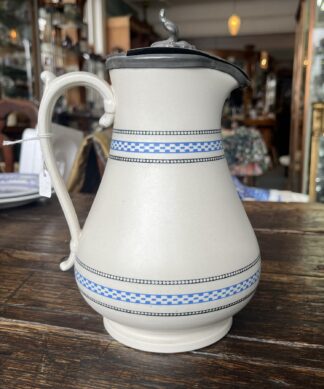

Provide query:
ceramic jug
left=37, top=10, right=261, bottom=353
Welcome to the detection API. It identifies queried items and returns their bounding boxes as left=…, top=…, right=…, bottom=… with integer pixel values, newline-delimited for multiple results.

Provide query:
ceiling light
left=228, top=14, right=241, bottom=36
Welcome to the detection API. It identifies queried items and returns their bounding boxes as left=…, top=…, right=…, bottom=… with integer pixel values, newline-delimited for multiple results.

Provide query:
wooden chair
left=0, top=99, right=38, bottom=172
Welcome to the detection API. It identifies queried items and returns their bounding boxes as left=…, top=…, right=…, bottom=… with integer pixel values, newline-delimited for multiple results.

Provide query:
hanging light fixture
left=228, top=1, right=241, bottom=36
left=228, top=15, right=241, bottom=36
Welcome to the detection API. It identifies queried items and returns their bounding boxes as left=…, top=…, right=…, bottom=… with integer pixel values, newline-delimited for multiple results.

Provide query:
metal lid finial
left=159, top=8, right=178, bottom=43
left=151, top=9, right=195, bottom=49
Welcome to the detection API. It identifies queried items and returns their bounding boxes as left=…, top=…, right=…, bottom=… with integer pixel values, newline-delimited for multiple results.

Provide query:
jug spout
left=106, top=7, right=249, bottom=132
left=109, top=67, right=243, bottom=132
left=213, top=69, right=243, bottom=106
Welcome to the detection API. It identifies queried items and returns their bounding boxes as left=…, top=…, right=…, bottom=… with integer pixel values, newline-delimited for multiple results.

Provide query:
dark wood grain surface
left=0, top=195, right=323, bottom=388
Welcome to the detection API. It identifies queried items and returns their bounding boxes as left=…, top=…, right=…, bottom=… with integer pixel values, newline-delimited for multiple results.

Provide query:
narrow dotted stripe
left=80, top=289, right=257, bottom=317
left=113, top=129, right=222, bottom=136
left=76, top=255, right=260, bottom=285
left=75, top=270, right=260, bottom=306
left=109, top=155, right=225, bottom=164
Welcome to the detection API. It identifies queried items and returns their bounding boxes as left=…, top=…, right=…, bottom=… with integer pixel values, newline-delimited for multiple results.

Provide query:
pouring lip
left=106, top=47, right=250, bottom=88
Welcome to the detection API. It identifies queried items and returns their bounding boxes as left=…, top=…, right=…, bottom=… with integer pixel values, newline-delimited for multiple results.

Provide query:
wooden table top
left=0, top=195, right=323, bottom=388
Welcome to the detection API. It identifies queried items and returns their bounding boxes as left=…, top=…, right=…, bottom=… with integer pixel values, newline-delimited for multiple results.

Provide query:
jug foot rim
left=103, top=317, right=232, bottom=353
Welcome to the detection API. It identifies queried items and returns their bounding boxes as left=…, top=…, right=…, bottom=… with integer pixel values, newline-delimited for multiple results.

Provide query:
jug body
left=73, top=67, right=260, bottom=352
left=37, top=10, right=260, bottom=350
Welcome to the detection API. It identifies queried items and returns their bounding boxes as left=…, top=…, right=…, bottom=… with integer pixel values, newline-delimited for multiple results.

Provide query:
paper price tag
left=39, top=169, right=52, bottom=198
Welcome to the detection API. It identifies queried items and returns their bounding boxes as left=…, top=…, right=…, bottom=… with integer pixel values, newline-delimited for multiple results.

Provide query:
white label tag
left=39, top=169, right=52, bottom=198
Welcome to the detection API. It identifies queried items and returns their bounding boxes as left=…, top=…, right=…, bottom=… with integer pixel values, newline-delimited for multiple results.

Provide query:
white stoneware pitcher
left=37, top=10, right=260, bottom=353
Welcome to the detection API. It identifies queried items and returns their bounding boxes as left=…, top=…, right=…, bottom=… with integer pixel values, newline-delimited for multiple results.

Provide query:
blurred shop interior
left=0, top=0, right=324, bottom=202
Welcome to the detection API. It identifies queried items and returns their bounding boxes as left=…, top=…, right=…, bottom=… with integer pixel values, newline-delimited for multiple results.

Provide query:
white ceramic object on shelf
left=20, top=124, right=83, bottom=183
left=37, top=10, right=261, bottom=353
left=0, top=173, right=38, bottom=199
left=0, top=173, right=42, bottom=209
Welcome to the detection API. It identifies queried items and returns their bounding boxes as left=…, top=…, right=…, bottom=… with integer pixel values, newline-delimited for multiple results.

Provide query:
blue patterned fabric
left=232, top=177, right=270, bottom=201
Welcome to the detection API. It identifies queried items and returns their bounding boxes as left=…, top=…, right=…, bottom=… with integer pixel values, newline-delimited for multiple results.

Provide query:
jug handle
left=38, top=71, right=116, bottom=271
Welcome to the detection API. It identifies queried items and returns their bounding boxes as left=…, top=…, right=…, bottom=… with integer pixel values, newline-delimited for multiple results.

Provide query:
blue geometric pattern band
left=75, top=269, right=260, bottom=306
left=111, top=139, right=223, bottom=154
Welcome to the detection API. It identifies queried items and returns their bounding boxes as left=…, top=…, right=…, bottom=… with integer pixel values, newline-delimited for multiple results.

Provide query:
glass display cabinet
left=0, top=0, right=108, bottom=128
left=309, top=102, right=324, bottom=201
left=290, top=0, right=324, bottom=201
left=308, top=3, right=324, bottom=201
left=0, top=0, right=41, bottom=101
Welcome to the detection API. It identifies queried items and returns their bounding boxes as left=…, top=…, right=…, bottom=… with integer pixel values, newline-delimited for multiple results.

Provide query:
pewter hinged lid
left=106, top=9, right=249, bottom=87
